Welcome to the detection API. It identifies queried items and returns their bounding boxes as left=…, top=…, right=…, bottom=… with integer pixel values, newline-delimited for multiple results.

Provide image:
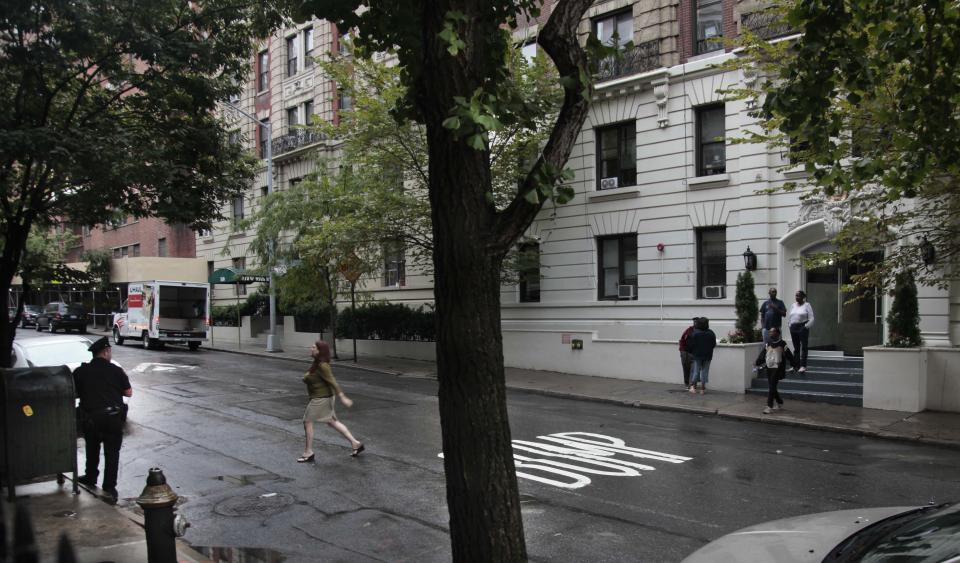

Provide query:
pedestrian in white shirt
left=788, top=290, right=815, bottom=372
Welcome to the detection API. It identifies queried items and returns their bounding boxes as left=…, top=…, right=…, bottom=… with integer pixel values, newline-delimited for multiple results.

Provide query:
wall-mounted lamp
left=656, top=243, right=665, bottom=252
left=920, top=237, right=936, bottom=266
left=742, top=246, right=757, bottom=271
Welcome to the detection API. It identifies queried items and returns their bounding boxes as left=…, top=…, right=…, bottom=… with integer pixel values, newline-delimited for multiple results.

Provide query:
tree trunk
left=430, top=140, right=525, bottom=560
left=0, top=223, right=31, bottom=368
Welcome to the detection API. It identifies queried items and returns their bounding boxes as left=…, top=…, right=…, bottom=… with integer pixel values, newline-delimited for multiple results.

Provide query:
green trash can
left=0, top=366, right=78, bottom=499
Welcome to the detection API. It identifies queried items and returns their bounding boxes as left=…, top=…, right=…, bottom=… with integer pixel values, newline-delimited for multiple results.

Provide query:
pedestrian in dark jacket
left=678, top=317, right=698, bottom=387
left=755, top=327, right=795, bottom=414
left=688, top=317, right=716, bottom=395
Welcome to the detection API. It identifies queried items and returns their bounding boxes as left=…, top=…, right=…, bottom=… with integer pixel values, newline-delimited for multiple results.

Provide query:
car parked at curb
left=18, top=304, right=42, bottom=328
left=35, top=302, right=88, bottom=333
left=683, top=502, right=960, bottom=563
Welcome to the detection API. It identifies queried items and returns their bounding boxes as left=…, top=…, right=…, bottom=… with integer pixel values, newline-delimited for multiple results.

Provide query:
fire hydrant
left=136, top=468, right=189, bottom=563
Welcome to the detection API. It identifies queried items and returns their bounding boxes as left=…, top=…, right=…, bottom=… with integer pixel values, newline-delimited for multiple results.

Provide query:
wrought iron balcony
left=270, top=128, right=327, bottom=158
left=595, top=39, right=661, bottom=82
left=741, top=9, right=795, bottom=41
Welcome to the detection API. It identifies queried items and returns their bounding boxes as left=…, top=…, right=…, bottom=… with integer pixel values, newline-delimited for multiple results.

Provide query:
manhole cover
left=214, top=493, right=295, bottom=517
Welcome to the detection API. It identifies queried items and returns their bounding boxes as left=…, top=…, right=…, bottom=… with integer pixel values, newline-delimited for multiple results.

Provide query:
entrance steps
left=746, top=354, right=863, bottom=406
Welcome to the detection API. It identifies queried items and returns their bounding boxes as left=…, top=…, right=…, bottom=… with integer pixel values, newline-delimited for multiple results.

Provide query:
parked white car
left=11, top=335, right=122, bottom=371
left=683, top=502, right=960, bottom=562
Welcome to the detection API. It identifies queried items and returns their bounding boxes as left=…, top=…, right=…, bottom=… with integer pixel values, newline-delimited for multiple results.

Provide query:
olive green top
left=303, top=363, right=342, bottom=399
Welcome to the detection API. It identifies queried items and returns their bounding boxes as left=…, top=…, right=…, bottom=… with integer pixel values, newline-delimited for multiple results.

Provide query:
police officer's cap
left=88, top=336, right=111, bottom=354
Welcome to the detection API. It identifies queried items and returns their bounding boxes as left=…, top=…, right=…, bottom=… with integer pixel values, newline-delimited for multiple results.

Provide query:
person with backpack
left=755, top=326, right=795, bottom=414
left=678, top=317, right=699, bottom=387
left=688, top=317, right=716, bottom=395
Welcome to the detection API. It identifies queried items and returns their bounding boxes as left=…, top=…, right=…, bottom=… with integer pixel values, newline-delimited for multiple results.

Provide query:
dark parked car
left=36, top=302, right=88, bottom=333
left=18, top=304, right=42, bottom=328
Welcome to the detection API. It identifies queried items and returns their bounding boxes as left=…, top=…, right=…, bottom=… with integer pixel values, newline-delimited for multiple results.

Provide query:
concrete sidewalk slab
left=2, top=480, right=210, bottom=563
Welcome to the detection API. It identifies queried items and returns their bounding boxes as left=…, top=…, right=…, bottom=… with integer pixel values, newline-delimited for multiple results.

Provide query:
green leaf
left=442, top=116, right=461, bottom=130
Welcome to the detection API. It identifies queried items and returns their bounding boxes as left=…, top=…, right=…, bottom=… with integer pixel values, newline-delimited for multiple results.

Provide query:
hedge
left=336, top=302, right=435, bottom=341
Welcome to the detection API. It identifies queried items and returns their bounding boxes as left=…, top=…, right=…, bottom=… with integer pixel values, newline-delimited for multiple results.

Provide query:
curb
left=194, top=346, right=960, bottom=452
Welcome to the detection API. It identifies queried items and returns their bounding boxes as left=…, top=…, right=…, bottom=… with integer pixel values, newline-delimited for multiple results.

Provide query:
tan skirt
left=303, top=396, right=336, bottom=422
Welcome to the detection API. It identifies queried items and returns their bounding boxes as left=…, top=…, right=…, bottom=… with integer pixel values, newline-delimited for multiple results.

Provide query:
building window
left=518, top=242, right=541, bottom=303
left=113, top=247, right=121, bottom=258
left=695, top=0, right=724, bottom=54
left=257, top=51, right=269, bottom=92
left=260, top=186, right=268, bottom=199
left=82, top=225, right=91, bottom=237
left=232, top=196, right=245, bottom=227
left=303, top=100, right=314, bottom=124
left=338, top=89, right=353, bottom=112
left=383, top=240, right=405, bottom=287
left=207, top=261, right=215, bottom=280
left=338, top=31, right=350, bottom=56
left=120, top=246, right=129, bottom=258
left=593, top=10, right=633, bottom=48
left=697, top=104, right=725, bottom=176
left=228, top=130, right=240, bottom=146
left=287, top=106, right=298, bottom=133
left=157, top=238, right=167, bottom=257
left=258, top=118, right=269, bottom=158
left=597, top=234, right=637, bottom=300
left=596, top=122, right=637, bottom=190
left=696, top=227, right=726, bottom=299
left=232, top=257, right=247, bottom=295
left=286, top=36, right=298, bottom=77
left=132, top=244, right=140, bottom=257
left=303, top=28, right=314, bottom=68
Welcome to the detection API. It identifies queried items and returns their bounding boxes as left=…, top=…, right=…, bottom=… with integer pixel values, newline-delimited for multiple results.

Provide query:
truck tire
left=188, top=342, right=200, bottom=351
left=112, top=328, right=124, bottom=346
left=142, top=331, right=151, bottom=349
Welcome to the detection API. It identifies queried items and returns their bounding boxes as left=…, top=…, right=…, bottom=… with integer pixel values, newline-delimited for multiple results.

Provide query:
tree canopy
left=0, top=0, right=285, bottom=365
left=730, top=1, right=960, bottom=291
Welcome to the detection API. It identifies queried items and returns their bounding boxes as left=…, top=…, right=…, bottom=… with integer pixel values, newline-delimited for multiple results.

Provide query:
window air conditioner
left=702, top=285, right=725, bottom=299
left=600, top=177, right=619, bottom=190
left=617, top=284, right=635, bottom=299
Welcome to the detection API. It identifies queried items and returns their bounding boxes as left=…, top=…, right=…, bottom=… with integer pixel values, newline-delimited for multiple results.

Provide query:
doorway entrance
left=803, top=246, right=883, bottom=356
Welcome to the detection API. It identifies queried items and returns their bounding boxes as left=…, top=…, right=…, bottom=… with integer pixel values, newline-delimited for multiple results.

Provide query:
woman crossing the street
left=298, top=340, right=365, bottom=462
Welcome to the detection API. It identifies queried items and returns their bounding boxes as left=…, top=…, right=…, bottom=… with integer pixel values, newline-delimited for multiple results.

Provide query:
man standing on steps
left=74, top=336, right=132, bottom=502
left=759, top=288, right=786, bottom=345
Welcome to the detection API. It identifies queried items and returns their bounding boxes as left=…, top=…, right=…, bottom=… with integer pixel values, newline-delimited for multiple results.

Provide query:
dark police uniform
left=73, top=338, right=131, bottom=493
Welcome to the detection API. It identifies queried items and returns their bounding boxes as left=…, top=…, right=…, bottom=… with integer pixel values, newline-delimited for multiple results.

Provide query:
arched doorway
left=802, top=243, right=883, bottom=356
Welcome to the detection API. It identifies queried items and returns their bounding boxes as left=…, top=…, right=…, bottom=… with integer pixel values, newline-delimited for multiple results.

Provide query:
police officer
left=74, top=336, right=132, bottom=501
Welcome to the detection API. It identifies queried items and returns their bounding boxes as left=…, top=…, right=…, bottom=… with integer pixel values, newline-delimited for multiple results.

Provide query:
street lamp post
left=225, top=101, right=280, bottom=352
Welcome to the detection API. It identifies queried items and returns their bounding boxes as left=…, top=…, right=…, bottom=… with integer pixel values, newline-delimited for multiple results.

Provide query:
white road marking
left=131, top=362, right=199, bottom=373
left=438, top=432, right=692, bottom=490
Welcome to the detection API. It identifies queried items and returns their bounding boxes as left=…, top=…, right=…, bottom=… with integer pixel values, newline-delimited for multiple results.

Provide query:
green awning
left=209, top=267, right=269, bottom=285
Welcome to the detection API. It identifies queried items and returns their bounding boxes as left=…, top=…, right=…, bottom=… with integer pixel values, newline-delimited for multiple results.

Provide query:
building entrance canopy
left=208, top=268, right=268, bottom=285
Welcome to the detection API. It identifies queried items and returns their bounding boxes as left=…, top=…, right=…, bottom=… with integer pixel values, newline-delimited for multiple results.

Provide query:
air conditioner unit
left=618, top=284, right=635, bottom=299
left=702, top=285, right=725, bottom=299
left=600, top=177, right=619, bottom=190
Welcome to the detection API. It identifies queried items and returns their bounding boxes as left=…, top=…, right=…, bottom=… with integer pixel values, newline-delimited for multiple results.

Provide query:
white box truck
left=112, top=281, right=210, bottom=350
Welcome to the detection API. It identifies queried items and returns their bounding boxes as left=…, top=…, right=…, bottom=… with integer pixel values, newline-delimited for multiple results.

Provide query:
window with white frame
left=232, top=196, right=244, bottom=227
left=597, top=234, right=637, bottom=300
left=287, top=106, right=298, bottom=133
left=696, top=104, right=725, bottom=176
left=593, top=10, right=633, bottom=48
left=518, top=242, right=541, bottom=302
left=383, top=240, right=405, bottom=287
left=257, top=51, right=269, bottom=91
left=696, top=227, right=726, bottom=299
left=303, top=100, right=314, bottom=124
left=596, top=122, right=637, bottom=190
left=695, top=0, right=724, bottom=54
left=303, top=27, right=314, bottom=68
left=157, top=238, right=167, bottom=257
left=286, top=35, right=298, bottom=77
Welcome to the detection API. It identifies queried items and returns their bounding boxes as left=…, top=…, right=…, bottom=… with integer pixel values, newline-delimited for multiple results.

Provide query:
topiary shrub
left=733, top=271, right=760, bottom=343
left=886, top=270, right=922, bottom=347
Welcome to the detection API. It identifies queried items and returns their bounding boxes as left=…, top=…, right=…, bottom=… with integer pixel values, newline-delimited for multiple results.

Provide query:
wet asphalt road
left=21, top=330, right=960, bottom=562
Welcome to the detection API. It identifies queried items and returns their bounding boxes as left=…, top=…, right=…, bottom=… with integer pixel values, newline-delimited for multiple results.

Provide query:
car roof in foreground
left=14, top=335, right=93, bottom=348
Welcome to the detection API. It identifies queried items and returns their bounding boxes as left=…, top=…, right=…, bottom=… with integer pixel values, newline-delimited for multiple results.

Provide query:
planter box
left=709, top=342, right=765, bottom=393
left=863, top=346, right=927, bottom=412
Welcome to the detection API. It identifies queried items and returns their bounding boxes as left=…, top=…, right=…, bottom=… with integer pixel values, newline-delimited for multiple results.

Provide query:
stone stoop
left=746, top=354, right=864, bottom=406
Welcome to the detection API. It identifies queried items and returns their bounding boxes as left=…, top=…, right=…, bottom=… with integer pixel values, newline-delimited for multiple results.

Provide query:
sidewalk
left=3, top=480, right=209, bottom=563
left=185, top=333, right=960, bottom=450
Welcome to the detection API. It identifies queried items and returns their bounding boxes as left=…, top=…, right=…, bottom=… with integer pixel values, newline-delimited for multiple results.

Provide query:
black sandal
left=297, top=453, right=315, bottom=463
left=351, top=444, right=365, bottom=457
